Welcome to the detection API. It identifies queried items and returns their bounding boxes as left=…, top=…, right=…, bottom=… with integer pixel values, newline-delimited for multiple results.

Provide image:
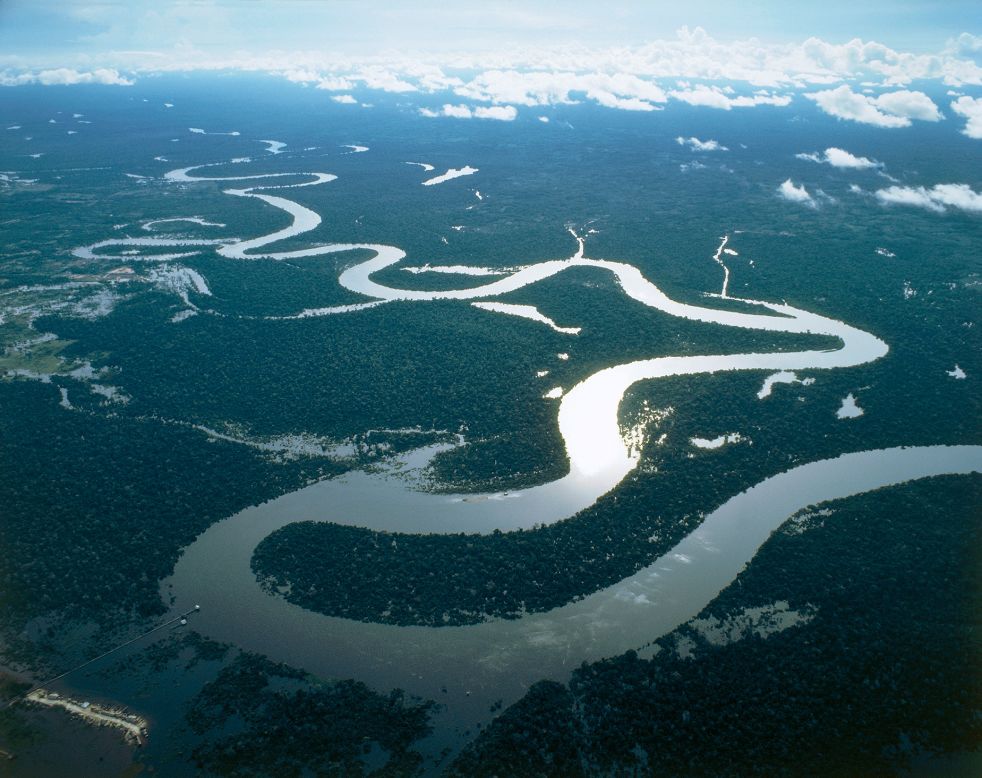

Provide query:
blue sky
left=1, top=0, right=979, bottom=62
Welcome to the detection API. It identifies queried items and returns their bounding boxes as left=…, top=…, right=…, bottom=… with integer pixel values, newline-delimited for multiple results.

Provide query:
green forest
left=448, top=474, right=982, bottom=776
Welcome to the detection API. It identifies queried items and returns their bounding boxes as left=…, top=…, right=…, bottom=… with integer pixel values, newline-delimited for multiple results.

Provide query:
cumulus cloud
left=796, top=34, right=981, bottom=87
left=944, top=32, right=982, bottom=59
left=676, top=136, right=728, bottom=151
left=805, top=85, right=905, bottom=127
left=591, top=92, right=660, bottom=111
left=796, top=147, right=881, bottom=169
left=873, top=89, right=943, bottom=121
left=0, top=68, right=133, bottom=86
left=313, top=75, right=354, bottom=91
left=453, top=69, right=576, bottom=106
left=875, top=184, right=982, bottom=213
left=805, top=85, right=941, bottom=127
left=440, top=28, right=980, bottom=90
left=951, top=96, right=982, bottom=139
left=420, top=103, right=517, bottom=121
left=777, top=178, right=817, bottom=207
left=474, top=105, right=517, bottom=120
left=420, top=104, right=470, bottom=118
left=331, top=94, right=357, bottom=104
left=669, top=84, right=791, bottom=110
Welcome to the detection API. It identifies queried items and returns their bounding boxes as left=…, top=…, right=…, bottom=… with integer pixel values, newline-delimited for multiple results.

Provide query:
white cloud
left=451, top=69, right=667, bottom=112
left=4, top=27, right=981, bottom=124
left=590, top=91, right=659, bottom=111
left=420, top=103, right=516, bottom=120
left=951, top=96, right=982, bottom=139
left=353, top=67, right=417, bottom=93
left=473, top=105, right=517, bottom=120
left=805, top=85, right=906, bottom=127
left=796, top=147, right=880, bottom=169
left=331, top=94, right=357, bottom=104
left=796, top=34, right=981, bottom=87
left=453, top=69, right=577, bottom=106
left=6, top=24, right=982, bottom=97
left=945, top=33, right=982, bottom=59
left=805, top=85, right=941, bottom=127
left=668, top=84, right=791, bottom=110
left=0, top=67, right=133, bottom=86
left=729, top=93, right=792, bottom=107
left=875, top=184, right=982, bottom=214
left=313, top=75, right=354, bottom=91
left=876, top=186, right=945, bottom=212
left=822, top=147, right=880, bottom=168
left=670, top=84, right=732, bottom=109
left=309, top=70, right=416, bottom=93
left=873, top=89, right=943, bottom=121
left=398, top=63, right=464, bottom=92
left=777, top=178, right=817, bottom=207
left=442, top=103, right=473, bottom=118
left=676, top=136, right=727, bottom=151
left=282, top=67, right=326, bottom=85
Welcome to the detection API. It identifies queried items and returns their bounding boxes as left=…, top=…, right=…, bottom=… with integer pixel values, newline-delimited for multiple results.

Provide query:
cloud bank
left=0, top=68, right=133, bottom=86
left=20, top=25, right=975, bottom=90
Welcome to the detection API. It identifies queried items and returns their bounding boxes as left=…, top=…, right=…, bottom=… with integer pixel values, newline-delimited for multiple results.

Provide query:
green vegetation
left=448, top=681, right=585, bottom=778
left=251, top=341, right=979, bottom=628
left=0, top=333, right=75, bottom=375
left=188, top=251, right=375, bottom=318
left=0, top=672, right=39, bottom=755
left=186, top=652, right=435, bottom=777
left=1, top=79, right=979, bottom=776
left=0, top=379, right=346, bottom=632
left=449, top=474, right=982, bottom=776
left=101, top=629, right=231, bottom=676
left=41, top=269, right=840, bottom=493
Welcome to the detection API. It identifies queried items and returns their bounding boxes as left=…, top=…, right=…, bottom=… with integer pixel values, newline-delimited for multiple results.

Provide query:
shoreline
left=24, top=689, right=148, bottom=746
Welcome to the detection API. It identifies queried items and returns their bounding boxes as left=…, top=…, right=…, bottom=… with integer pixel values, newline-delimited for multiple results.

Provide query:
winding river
left=75, top=157, right=982, bottom=742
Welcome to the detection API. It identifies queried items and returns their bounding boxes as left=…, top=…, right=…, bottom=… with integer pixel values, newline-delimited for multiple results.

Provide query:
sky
left=1, top=0, right=980, bottom=63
